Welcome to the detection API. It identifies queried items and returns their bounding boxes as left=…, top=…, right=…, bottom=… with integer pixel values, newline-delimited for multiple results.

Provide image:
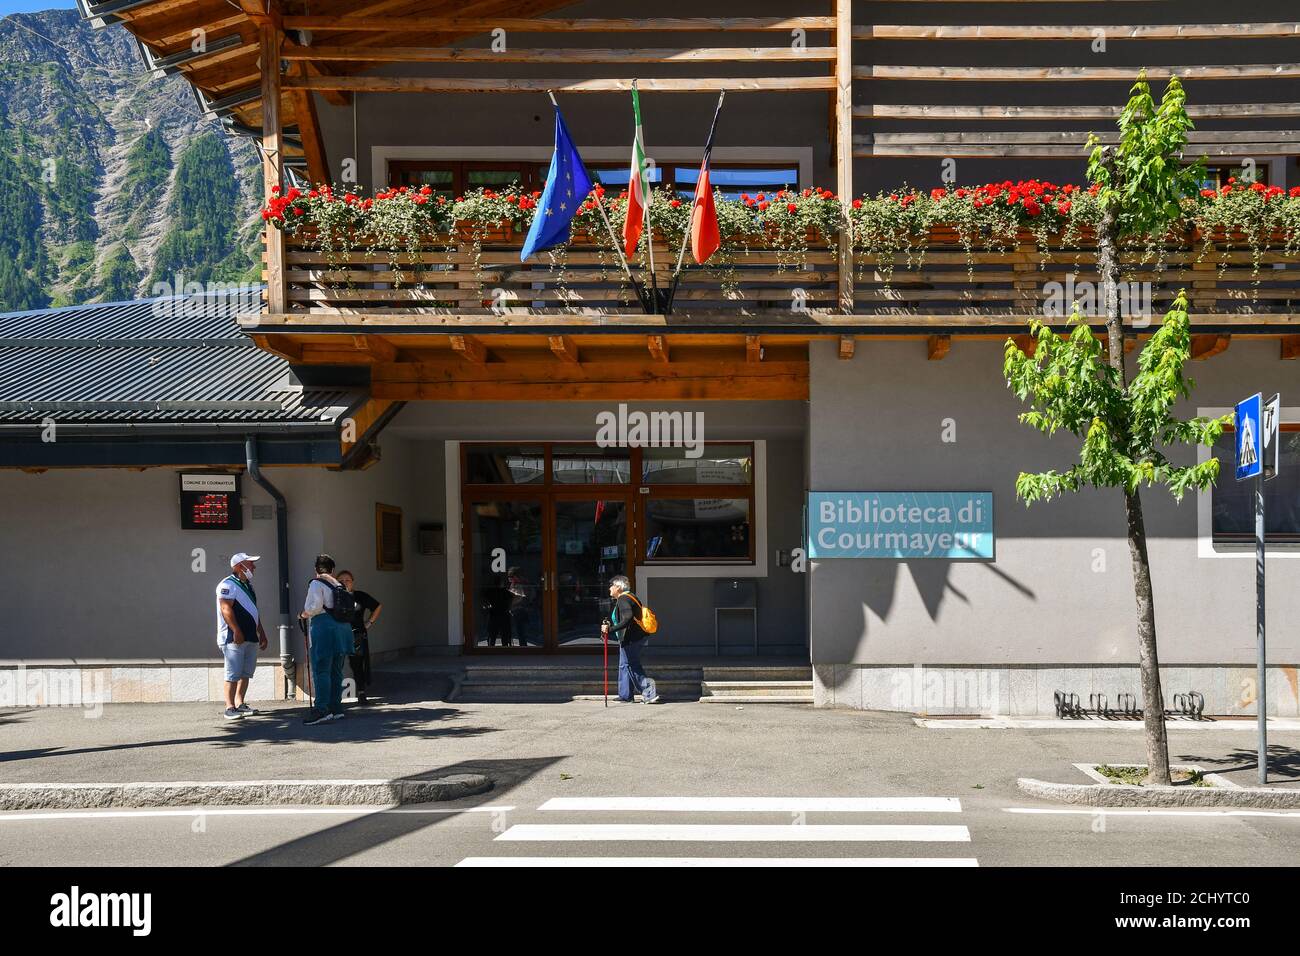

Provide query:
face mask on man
left=243, top=565, right=255, bottom=582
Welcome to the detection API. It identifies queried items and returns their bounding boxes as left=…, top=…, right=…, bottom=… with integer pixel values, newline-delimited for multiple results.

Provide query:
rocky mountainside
left=0, top=8, right=262, bottom=312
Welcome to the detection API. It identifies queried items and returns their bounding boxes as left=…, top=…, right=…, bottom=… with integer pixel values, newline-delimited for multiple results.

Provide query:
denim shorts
left=222, top=640, right=258, bottom=681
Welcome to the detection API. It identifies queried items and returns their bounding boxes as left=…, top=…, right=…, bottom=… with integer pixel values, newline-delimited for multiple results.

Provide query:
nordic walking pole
left=603, top=627, right=609, bottom=707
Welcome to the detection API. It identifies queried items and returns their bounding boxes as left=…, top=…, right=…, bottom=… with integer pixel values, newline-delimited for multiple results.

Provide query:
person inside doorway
left=484, top=574, right=513, bottom=647
left=601, top=575, right=660, bottom=704
left=337, top=570, right=381, bottom=705
left=507, top=566, right=532, bottom=648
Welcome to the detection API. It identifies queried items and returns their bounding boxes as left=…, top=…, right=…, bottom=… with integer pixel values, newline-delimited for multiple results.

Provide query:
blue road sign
left=1235, top=393, right=1263, bottom=482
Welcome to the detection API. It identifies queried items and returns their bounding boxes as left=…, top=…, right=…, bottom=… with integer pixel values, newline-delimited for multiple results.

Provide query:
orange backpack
left=624, top=593, right=659, bottom=635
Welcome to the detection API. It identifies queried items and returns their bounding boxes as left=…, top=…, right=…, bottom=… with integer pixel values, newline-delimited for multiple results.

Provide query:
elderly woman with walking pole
left=600, top=575, right=660, bottom=704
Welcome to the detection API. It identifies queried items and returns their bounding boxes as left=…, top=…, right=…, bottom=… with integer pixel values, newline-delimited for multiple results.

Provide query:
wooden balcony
left=257, top=229, right=1300, bottom=335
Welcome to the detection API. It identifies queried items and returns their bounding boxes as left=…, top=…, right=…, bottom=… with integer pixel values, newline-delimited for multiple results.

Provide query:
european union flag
left=520, top=106, right=594, bottom=261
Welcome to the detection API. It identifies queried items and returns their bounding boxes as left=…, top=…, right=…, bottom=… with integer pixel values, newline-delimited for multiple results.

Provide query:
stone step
left=700, top=695, right=814, bottom=705
left=702, top=680, right=814, bottom=697
left=702, top=667, right=813, bottom=682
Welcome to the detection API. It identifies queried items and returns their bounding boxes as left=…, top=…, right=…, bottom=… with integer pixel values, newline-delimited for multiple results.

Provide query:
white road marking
left=1004, top=807, right=1300, bottom=819
left=538, top=797, right=962, bottom=813
left=0, top=806, right=513, bottom=822
left=457, top=856, right=980, bottom=867
left=497, top=823, right=971, bottom=842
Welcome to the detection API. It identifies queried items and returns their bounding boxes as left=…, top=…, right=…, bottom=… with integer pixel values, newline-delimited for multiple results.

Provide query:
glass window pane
left=554, top=498, right=628, bottom=646
left=467, top=169, right=527, bottom=188
left=644, top=498, right=751, bottom=561
left=642, top=445, right=753, bottom=485
left=552, top=445, right=630, bottom=484
left=469, top=500, right=544, bottom=648
left=465, top=445, right=546, bottom=485
left=1211, top=430, right=1300, bottom=540
left=676, top=166, right=799, bottom=200
left=594, top=166, right=662, bottom=188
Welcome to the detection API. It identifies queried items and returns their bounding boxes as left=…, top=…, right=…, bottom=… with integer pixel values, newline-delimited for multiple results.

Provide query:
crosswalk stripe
left=497, top=823, right=971, bottom=842
left=457, top=856, right=980, bottom=867
left=538, top=797, right=962, bottom=813
left=1004, top=807, right=1300, bottom=819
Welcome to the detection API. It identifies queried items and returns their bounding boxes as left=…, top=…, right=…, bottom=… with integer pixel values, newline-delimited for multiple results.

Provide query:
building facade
left=6, top=0, right=1299, bottom=713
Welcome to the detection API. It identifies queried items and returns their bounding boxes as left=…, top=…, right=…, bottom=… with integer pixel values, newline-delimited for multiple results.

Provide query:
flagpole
left=633, top=80, right=659, bottom=314
left=548, top=90, right=650, bottom=313
left=674, top=90, right=726, bottom=280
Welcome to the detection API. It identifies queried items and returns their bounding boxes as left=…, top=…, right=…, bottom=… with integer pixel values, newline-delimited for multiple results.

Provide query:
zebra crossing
left=456, top=795, right=978, bottom=867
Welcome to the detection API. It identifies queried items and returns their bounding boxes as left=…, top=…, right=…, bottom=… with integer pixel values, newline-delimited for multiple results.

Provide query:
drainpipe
left=245, top=435, right=294, bottom=699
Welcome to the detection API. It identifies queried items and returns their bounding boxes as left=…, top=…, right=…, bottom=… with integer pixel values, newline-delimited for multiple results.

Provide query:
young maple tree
left=1004, top=73, right=1230, bottom=784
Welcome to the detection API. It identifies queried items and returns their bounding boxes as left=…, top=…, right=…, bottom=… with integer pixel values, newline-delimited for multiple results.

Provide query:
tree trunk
left=1096, top=146, right=1172, bottom=786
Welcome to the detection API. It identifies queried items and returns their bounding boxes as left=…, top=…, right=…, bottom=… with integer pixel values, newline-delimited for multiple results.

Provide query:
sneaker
left=303, top=711, right=330, bottom=726
left=357, top=694, right=368, bottom=706
left=236, top=703, right=259, bottom=716
left=223, top=707, right=243, bottom=721
left=327, top=711, right=345, bottom=721
left=644, top=695, right=663, bottom=704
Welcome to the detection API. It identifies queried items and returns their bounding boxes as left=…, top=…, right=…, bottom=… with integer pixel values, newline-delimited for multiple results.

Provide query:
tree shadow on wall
left=855, top=559, right=1037, bottom=634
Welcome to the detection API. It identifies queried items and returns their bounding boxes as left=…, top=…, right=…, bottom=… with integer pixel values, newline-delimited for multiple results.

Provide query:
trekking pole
left=603, top=628, right=609, bottom=707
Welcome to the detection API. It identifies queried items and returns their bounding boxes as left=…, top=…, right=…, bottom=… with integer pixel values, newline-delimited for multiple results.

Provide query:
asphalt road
left=2, top=681, right=1298, bottom=866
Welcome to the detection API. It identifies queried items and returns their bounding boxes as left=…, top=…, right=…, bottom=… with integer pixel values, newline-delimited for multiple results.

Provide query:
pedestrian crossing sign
left=1234, top=393, right=1262, bottom=481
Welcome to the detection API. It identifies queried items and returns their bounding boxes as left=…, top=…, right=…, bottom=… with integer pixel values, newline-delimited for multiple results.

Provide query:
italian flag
left=622, top=87, right=651, bottom=258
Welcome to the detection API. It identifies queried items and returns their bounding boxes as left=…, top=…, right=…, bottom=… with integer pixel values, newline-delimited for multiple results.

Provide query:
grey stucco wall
left=807, top=337, right=1300, bottom=668
left=0, top=436, right=447, bottom=662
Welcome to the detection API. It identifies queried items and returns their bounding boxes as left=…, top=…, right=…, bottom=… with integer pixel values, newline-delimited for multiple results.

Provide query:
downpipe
left=245, top=435, right=295, bottom=700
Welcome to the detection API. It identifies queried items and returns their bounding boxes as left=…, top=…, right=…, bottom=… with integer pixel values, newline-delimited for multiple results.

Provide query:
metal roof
left=0, top=289, right=355, bottom=425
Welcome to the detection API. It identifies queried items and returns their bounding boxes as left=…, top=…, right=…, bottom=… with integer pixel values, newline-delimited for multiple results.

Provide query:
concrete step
left=702, top=680, right=814, bottom=697
left=702, top=667, right=812, bottom=682
left=700, top=695, right=814, bottom=705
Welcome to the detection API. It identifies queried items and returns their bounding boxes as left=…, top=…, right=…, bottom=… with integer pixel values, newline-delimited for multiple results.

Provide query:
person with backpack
left=601, top=575, right=661, bottom=704
left=299, top=553, right=356, bottom=725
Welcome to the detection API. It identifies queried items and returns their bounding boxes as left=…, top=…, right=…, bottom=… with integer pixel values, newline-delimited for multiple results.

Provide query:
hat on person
left=230, top=552, right=261, bottom=568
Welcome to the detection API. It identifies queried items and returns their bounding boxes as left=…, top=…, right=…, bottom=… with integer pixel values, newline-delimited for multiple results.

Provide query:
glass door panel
left=467, top=499, right=546, bottom=649
left=553, top=498, right=629, bottom=648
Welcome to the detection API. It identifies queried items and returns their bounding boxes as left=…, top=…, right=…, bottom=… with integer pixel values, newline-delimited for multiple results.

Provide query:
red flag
left=691, top=161, right=720, bottom=264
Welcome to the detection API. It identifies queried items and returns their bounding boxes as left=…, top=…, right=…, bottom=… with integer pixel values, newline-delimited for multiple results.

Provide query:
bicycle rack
left=1054, top=689, right=1205, bottom=719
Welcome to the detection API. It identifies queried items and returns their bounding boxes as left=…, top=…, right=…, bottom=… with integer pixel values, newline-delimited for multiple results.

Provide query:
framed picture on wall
left=376, top=503, right=403, bottom=571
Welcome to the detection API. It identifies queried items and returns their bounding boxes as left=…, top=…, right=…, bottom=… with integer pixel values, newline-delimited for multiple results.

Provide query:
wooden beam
left=287, top=64, right=328, bottom=184
left=1282, top=335, right=1300, bottom=360
left=352, top=334, right=397, bottom=362
left=280, top=43, right=835, bottom=63
left=259, top=23, right=286, bottom=315
left=647, top=335, right=670, bottom=362
left=282, top=16, right=837, bottom=32
left=548, top=335, right=580, bottom=363
left=856, top=64, right=1300, bottom=81
left=249, top=333, right=300, bottom=362
left=1012, top=335, right=1038, bottom=358
left=449, top=334, right=488, bottom=364
left=370, top=360, right=809, bottom=402
left=926, top=334, right=951, bottom=361
left=858, top=22, right=1300, bottom=40
left=866, top=130, right=1300, bottom=147
left=746, top=335, right=763, bottom=363
left=838, top=335, right=855, bottom=360
left=284, top=75, right=837, bottom=94
left=835, top=0, right=853, bottom=315
left=1191, top=334, right=1232, bottom=361
left=1124, top=336, right=1139, bottom=353
left=859, top=103, right=1300, bottom=121
left=340, top=397, right=394, bottom=458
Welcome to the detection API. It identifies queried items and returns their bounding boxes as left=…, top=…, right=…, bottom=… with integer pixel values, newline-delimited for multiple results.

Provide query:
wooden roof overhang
left=237, top=312, right=1300, bottom=404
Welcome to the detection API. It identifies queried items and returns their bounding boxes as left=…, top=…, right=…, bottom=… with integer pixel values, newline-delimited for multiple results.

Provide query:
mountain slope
left=0, top=8, right=262, bottom=311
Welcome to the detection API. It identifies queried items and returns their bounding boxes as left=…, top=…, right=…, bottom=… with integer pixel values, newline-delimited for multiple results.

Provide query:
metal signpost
left=1235, top=392, right=1279, bottom=785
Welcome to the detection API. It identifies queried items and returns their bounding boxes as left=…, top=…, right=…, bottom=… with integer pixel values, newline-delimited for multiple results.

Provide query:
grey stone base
left=813, top=663, right=1300, bottom=717
left=1018, top=776, right=1300, bottom=809
left=0, top=775, right=492, bottom=811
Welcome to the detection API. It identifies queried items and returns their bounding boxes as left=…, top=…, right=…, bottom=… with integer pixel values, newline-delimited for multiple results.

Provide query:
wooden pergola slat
left=282, top=15, right=837, bottom=32
left=284, top=75, right=838, bottom=93
left=859, top=103, right=1300, bottom=120
left=856, top=64, right=1300, bottom=81
left=857, top=22, right=1300, bottom=40
left=280, top=43, right=837, bottom=63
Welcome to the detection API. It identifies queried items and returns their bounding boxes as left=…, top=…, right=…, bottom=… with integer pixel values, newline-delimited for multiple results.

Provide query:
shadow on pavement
left=227, top=756, right=564, bottom=867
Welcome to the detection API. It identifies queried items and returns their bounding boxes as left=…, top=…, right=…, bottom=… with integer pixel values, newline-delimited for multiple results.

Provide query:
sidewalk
left=3, top=670, right=1297, bottom=798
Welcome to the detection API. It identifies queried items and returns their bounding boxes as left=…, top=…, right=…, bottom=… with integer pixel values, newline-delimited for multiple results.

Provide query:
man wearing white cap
left=216, top=552, right=268, bottom=720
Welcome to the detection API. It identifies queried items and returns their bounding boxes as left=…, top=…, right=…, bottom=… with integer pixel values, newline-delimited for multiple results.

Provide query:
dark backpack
left=315, top=576, right=357, bottom=623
